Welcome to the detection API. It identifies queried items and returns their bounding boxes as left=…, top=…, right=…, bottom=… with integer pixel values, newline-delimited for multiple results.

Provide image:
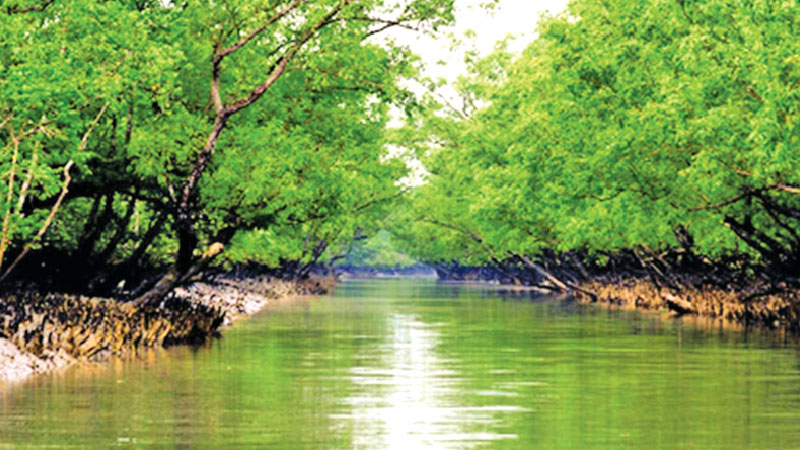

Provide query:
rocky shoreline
left=0, top=275, right=334, bottom=386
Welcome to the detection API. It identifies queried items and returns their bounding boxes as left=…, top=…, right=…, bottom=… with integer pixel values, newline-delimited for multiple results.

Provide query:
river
left=2, top=279, right=800, bottom=448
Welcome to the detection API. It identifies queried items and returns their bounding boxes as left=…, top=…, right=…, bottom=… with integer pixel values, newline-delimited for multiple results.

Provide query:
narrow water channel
left=3, top=279, right=800, bottom=448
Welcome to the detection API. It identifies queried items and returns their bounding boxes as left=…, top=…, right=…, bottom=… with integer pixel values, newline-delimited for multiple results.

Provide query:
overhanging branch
left=5, top=0, right=55, bottom=14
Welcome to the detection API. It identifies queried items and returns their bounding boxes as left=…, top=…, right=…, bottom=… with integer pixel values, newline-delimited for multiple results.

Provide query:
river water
left=3, top=279, right=800, bottom=448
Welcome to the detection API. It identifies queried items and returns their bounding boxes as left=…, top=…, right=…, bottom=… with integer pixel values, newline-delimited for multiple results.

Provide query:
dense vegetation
left=3, top=0, right=800, bottom=306
left=0, top=0, right=461, bottom=301
left=392, top=0, right=800, bottom=295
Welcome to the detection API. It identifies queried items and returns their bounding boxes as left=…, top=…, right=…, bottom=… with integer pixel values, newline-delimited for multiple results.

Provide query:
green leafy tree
left=394, top=0, right=800, bottom=286
left=1, top=0, right=463, bottom=298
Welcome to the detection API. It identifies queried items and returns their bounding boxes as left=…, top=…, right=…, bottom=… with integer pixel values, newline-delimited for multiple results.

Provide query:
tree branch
left=689, top=185, right=773, bottom=211
left=327, top=15, right=421, bottom=37
left=0, top=161, right=73, bottom=283
left=180, top=3, right=351, bottom=215
left=15, top=146, right=38, bottom=214
left=5, top=0, right=55, bottom=14
left=223, top=4, right=346, bottom=116
left=777, top=183, right=800, bottom=196
left=418, top=218, right=484, bottom=244
left=80, top=103, right=109, bottom=151
left=212, top=0, right=303, bottom=65
left=0, top=132, right=20, bottom=272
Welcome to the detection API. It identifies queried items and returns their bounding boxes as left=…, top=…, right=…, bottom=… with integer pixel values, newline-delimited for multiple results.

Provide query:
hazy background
left=392, top=0, right=570, bottom=82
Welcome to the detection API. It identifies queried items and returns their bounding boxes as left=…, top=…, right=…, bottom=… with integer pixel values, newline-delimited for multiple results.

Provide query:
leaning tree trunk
left=133, top=214, right=198, bottom=305
left=133, top=224, right=237, bottom=305
left=92, top=210, right=168, bottom=294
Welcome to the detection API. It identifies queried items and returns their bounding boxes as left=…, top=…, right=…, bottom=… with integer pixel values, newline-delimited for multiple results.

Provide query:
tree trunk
left=95, top=199, right=136, bottom=265
left=89, top=208, right=167, bottom=295
left=75, top=193, right=114, bottom=261
left=124, top=210, right=168, bottom=271
left=133, top=224, right=237, bottom=305
left=134, top=214, right=197, bottom=304
left=519, top=254, right=598, bottom=300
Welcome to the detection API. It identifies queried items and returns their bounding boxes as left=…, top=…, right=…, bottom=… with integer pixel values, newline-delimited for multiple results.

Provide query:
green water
left=3, top=280, right=800, bottom=449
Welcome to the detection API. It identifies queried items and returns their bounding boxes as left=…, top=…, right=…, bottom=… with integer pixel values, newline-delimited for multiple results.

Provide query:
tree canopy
left=0, top=0, right=462, bottom=297
left=3, top=0, right=799, bottom=297
left=393, top=0, right=800, bottom=286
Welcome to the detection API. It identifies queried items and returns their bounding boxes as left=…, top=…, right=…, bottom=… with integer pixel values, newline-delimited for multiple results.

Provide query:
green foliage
left=0, top=0, right=461, bottom=288
left=394, top=0, right=800, bottom=268
left=11, top=0, right=798, bottom=287
left=341, top=230, right=418, bottom=269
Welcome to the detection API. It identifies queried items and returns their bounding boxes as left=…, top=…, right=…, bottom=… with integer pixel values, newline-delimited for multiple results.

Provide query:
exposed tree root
left=576, top=280, right=800, bottom=332
left=0, top=274, right=335, bottom=383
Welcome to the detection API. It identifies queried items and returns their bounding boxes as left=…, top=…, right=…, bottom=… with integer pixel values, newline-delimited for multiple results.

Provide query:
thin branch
left=433, top=90, right=469, bottom=120
left=352, top=190, right=407, bottom=213
left=418, top=218, right=484, bottom=244
left=328, top=16, right=420, bottom=36
left=0, top=104, right=105, bottom=280
left=690, top=182, right=800, bottom=212
left=777, top=183, right=800, bottom=196
left=363, top=15, right=422, bottom=38
left=180, top=3, right=350, bottom=214
left=212, top=0, right=303, bottom=64
left=723, top=215, right=784, bottom=261
left=754, top=191, right=800, bottom=220
left=689, top=185, right=771, bottom=211
left=125, top=101, right=134, bottom=145
left=0, top=161, right=73, bottom=282
left=16, top=145, right=38, bottom=214
left=80, top=103, right=109, bottom=151
left=757, top=196, right=800, bottom=248
left=5, top=0, right=55, bottom=14
left=223, top=5, right=345, bottom=116
left=0, top=133, right=20, bottom=272
left=519, top=255, right=568, bottom=291
left=518, top=254, right=598, bottom=300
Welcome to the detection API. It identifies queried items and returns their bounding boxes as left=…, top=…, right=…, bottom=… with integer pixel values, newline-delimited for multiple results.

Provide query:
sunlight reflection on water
left=334, top=314, right=520, bottom=449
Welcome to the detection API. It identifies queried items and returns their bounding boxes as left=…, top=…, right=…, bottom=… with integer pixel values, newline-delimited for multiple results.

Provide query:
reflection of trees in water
left=5, top=282, right=800, bottom=448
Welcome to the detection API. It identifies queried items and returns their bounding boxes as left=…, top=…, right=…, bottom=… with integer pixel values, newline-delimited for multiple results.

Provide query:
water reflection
left=3, top=280, right=800, bottom=448
left=337, top=313, right=519, bottom=448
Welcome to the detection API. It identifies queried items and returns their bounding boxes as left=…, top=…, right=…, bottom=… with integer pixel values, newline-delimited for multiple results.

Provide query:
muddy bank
left=0, top=338, right=74, bottom=384
left=0, top=275, right=334, bottom=385
left=577, top=280, right=800, bottom=332
left=175, top=274, right=335, bottom=326
left=430, top=251, right=800, bottom=333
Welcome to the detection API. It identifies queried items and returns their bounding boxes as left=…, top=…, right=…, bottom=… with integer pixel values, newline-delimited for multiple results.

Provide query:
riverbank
left=576, top=279, right=800, bottom=332
left=429, top=255, right=800, bottom=333
left=175, top=274, right=335, bottom=325
left=0, top=274, right=335, bottom=386
left=0, top=338, right=74, bottom=384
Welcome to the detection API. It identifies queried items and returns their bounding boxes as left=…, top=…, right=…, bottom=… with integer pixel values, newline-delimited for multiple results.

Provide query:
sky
left=384, top=0, right=570, bottom=185
left=389, top=0, right=570, bottom=83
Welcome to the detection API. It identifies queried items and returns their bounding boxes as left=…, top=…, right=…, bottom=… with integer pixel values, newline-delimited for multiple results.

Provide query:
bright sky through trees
left=392, top=0, right=569, bottom=82
left=385, top=0, right=569, bottom=185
